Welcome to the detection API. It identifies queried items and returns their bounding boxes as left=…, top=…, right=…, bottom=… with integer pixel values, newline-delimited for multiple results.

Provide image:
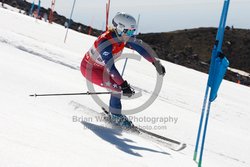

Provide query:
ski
left=101, top=107, right=186, bottom=151
left=70, top=101, right=186, bottom=151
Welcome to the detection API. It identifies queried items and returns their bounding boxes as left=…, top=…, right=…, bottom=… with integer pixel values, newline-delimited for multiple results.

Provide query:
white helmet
left=112, top=12, right=136, bottom=36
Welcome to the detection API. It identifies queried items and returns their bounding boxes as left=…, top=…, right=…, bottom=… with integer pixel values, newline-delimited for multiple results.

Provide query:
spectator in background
left=24, top=9, right=29, bottom=15
left=64, top=21, right=69, bottom=28
left=1, top=0, right=5, bottom=7
left=32, top=10, right=37, bottom=18
left=43, top=13, right=48, bottom=22
left=77, top=25, right=82, bottom=32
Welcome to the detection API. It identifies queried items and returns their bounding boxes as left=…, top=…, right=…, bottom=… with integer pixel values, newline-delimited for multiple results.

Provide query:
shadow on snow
left=81, top=121, right=169, bottom=157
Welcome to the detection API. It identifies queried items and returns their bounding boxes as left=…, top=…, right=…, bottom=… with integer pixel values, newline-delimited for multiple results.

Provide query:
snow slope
left=1, top=7, right=250, bottom=167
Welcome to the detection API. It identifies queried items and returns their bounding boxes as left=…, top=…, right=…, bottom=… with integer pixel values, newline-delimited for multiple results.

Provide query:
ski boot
left=109, top=113, right=134, bottom=129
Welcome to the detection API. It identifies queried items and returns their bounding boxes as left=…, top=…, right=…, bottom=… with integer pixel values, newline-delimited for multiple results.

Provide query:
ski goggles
left=123, top=29, right=136, bottom=36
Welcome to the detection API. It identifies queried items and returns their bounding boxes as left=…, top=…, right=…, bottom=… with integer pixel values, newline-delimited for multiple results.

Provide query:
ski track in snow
left=0, top=31, right=79, bottom=70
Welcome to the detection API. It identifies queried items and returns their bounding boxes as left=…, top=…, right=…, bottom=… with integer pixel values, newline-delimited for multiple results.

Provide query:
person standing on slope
left=80, top=12, right=165, bottom=128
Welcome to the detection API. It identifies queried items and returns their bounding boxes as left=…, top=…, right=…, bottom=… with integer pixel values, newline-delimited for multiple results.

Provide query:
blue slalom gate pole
left=193, top=86, right=210, bottom=160
left=36, top=0, right=41, bottom=19
left=193, top=0, right=230, bottom=166
left=216, top=0, right=230, bottom=51
left=198, top=101, right=212, bottom=167
left=29, top=1, right=35, bottom=16
left=64, top=0, right=77, bottom=43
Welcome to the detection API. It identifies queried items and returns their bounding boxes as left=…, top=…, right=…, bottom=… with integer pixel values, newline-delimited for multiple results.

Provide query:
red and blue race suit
left=80, top=30, right=156, bottom=92
left=80, top=30, right=156, bottom=114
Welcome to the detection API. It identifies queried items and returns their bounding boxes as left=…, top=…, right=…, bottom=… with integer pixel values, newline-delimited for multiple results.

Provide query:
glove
left=120, top=81, right=135, bottom=97
left=153, top=60, right=166, bottom=76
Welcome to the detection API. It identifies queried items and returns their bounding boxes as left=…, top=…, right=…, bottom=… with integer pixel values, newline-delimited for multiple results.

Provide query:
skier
left=80, top=12, right=165, bottom=128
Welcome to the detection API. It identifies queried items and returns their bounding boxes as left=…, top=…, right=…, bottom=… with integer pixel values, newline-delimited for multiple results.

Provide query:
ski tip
left=175, top=143, right=187, bottom=151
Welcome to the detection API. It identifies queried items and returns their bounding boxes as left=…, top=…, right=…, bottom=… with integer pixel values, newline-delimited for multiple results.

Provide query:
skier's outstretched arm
left=126, top=38, right=166, bottom=76
left=126, top=38, right=156, bottom=63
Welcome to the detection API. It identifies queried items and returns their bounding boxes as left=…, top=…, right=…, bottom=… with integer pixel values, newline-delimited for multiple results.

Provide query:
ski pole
left=29, top=91, right=116, bottom=97
left=121, top=58, right=128, bottom=76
